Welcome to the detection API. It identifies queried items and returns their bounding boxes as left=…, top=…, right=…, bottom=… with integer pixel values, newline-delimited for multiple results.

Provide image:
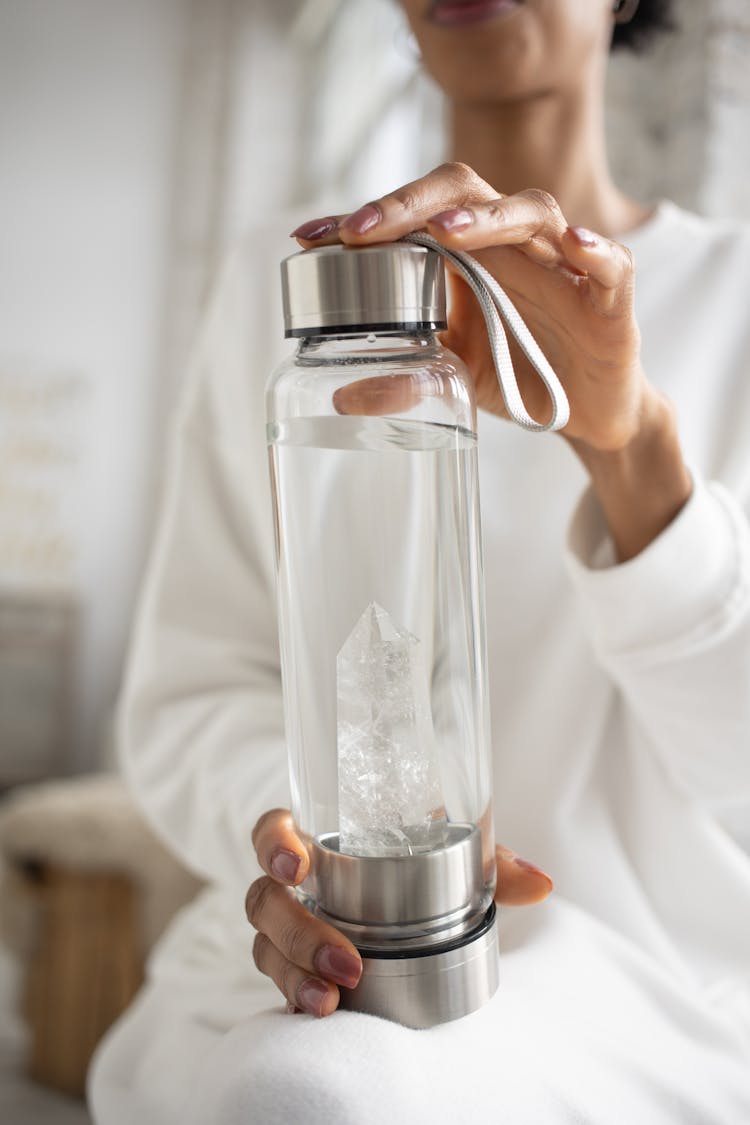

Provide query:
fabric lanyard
left=403, top=232, right=570, bottom=433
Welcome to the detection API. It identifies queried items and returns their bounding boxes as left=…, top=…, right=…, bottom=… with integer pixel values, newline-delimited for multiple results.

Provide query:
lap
left=88, top=893, right=750, bottom=1125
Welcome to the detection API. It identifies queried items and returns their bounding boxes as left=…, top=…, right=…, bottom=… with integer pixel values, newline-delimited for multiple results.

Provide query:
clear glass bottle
left=267, top=243, right=498, bottom=1027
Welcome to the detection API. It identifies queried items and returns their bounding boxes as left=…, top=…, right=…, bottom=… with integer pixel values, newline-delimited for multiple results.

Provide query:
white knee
left=182, top=1010, right=418, bottom=1125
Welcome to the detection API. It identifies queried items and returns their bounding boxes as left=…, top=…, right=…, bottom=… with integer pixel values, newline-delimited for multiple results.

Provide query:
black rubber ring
left=285, top=320, right=447, bottom=339
left=355, top=902, right=497, bottom=962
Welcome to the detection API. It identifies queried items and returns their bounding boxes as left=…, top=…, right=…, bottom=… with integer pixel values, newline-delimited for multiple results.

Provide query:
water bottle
left=267, top=241, right=498, bottom=1027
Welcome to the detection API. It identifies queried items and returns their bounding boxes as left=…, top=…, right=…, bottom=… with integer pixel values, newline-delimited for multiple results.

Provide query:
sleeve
left=565, top=472, right=750, bottom=809
left=116, top=240, right=290, bottom=892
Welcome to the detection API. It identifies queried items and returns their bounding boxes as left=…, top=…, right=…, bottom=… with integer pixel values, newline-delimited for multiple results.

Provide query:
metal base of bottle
left=309, top=825, right=491, bottom=950
left=338, top=904, right=498, bottom=1029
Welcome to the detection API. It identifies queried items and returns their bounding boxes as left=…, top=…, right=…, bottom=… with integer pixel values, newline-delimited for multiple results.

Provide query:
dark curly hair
left=611, top=0, right=675, bottom=52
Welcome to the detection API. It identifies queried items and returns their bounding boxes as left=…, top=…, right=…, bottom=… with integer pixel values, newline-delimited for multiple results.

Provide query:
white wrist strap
left=403, top=232, right=570, bottom=433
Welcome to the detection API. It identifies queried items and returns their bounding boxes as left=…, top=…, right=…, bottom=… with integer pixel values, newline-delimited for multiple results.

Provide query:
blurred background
left=0, top=0, right=749, bottom=1120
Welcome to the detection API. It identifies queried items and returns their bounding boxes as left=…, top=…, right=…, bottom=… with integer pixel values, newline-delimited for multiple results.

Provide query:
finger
left=426, top=188, right=568, bottom=268
left=561, top=226, right=636, bottom=313
left=252, top=808, right=309, bottom=886
left=495, top=845, right=554, bottom=906
left=290, top=214, right=346, bottom=247
left=337, top=162, right=495, bottom=243
left=253, top=933, right=340, bottom=1018
left=333, top=369, right=453, bottom=417
left=245, top=876, right=363, bottom=988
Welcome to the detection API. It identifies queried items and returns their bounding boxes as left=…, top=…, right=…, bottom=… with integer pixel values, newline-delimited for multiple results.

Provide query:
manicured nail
left=340, top=204, right=381, bottom=235
left=429, top=208, right=474, bottom=233
left=290, top=217, right=338, bottom=241
left=297, top=978, right=330, bottom=1017
left=270, top=847, right=302, bottom=883
left=570, top=226, right=598, bottom=248
left=514, top=856, right=554, bottom=887
left=315, top=945, right=362, bottom=988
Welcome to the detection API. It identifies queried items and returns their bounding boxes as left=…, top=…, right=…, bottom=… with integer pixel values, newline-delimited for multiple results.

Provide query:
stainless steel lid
left=281, top=242, right=447, bottom=337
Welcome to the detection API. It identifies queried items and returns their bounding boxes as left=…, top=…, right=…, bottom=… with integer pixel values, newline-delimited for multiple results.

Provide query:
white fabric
left=90, top=202, right=750, bottom=1123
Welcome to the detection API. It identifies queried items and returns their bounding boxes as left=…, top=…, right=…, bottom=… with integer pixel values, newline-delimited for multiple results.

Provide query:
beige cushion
left=0, top=774, right=203, bottom=957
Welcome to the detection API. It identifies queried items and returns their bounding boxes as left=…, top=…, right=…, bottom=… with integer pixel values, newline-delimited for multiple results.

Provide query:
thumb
left=495, top=845, right=554, bottom=906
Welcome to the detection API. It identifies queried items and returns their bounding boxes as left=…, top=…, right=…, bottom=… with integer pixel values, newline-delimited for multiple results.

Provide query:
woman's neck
left=449, top=73, right=649, bottom=239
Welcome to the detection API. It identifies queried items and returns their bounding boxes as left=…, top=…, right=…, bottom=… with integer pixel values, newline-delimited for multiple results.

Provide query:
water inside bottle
left=269, top=414, right=487, bottom=848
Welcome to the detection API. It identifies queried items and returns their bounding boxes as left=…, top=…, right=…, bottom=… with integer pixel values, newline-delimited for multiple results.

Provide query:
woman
left=90, top=1, right=750, bottom=1122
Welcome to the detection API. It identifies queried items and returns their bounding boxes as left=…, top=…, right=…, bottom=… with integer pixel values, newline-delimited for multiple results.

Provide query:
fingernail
left=514, top=856, right=554, bottom=887
left=270, top=847, right=302, bottom=884
left=315, top=945, right=362, bottom=988
left=429, top=208, right=474, bottom=233
left=570, top=226, right=598, bottom=248
left=340, top=204, right=381, bottom=235
left=290, top=217, right=338, bottom=241
left=286, top=1001, right=299, bottom=1014
left=297, top=978, right=330, bottom=1017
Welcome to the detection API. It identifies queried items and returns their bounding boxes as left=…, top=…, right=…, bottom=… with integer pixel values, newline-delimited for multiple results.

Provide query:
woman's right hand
left=247, top=807, right=554, bottom=1018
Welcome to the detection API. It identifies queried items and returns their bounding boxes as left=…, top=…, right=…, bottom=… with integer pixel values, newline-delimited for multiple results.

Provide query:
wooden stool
left=0, top=774, right=203, bottom=1099
left=22, top=865, right=143, bottom=1097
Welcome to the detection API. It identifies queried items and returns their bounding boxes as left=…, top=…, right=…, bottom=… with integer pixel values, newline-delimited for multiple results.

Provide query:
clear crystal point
left=337, top=602, right=448, bottom=857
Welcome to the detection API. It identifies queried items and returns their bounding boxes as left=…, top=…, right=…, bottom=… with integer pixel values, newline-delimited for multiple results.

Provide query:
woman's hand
left=247, top=807, right=553, bottom=1018
left=292, top=162, right=646, bottom=452
left=292, top=164, right=693, bottom=561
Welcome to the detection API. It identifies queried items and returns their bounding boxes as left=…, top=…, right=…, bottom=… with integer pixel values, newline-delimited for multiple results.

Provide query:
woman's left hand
left=292, top=162, right=653, bottom=453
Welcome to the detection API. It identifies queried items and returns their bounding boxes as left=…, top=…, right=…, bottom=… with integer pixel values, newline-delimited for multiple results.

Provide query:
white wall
left=0, top=0, right=187, bottom=770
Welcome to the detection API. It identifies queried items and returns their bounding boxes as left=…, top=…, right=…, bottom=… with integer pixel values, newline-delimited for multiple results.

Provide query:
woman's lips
left=430, top=0, right=521, bottom=27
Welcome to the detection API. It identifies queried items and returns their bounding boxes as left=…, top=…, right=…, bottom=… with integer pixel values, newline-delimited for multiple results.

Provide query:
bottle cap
left=281, top=242, right=447, bottom=337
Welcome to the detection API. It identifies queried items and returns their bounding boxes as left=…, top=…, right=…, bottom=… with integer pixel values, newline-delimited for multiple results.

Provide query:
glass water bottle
left=267, top=242, right=499, bottom=1027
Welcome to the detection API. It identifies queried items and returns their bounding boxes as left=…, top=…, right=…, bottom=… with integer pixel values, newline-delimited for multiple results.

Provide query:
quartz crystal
left=337, top=602, right=448, bottom=857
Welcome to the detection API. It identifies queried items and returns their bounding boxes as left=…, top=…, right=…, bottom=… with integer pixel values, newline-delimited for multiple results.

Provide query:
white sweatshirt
left=115, top=204, right=750, bottom=1105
